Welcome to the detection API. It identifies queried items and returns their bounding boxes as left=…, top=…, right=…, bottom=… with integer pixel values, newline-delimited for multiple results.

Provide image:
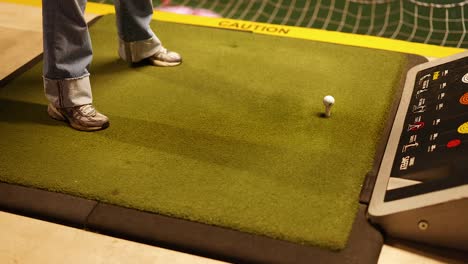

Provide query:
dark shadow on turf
left=89, top=58, right=130, bottom=74
left=96, top=114, right=311, bottom=180
left=317, top=112, right=327, bottom=118
left=0, top=98, right=61, bottom=126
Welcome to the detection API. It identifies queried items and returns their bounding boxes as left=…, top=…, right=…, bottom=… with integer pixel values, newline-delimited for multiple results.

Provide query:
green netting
left=91, top=0, right=468, bottom=48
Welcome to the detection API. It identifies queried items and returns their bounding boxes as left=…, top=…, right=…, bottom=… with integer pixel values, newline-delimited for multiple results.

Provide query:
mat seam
left=84, top=201, right=100, bottom=229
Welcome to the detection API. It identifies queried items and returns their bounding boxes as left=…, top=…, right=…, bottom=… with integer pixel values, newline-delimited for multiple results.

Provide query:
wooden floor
left=0, top=2, right=464, bottom=263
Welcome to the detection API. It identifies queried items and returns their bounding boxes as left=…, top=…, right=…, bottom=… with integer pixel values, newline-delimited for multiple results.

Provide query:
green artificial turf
left=0, top=15, right=407, bottom=250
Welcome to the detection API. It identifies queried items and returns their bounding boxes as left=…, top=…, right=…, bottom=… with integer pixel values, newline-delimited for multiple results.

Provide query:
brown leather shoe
left=47, top=103, right=110, bottom=131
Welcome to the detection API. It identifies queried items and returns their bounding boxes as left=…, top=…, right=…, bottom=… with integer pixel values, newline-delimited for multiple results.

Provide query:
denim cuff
left=118, top=35, right=162, bottom=63
left=43, top=75, right=93, bottom=108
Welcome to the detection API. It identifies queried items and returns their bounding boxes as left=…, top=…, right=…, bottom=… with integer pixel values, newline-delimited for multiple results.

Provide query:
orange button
left=460, top=92, right=468, bottom=105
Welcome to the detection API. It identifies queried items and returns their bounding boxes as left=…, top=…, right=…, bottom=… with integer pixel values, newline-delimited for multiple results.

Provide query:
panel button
left=462, top=73, right=468, bottom=83
left=458, top=122, right=468, bottom=134
left=402, top=142, right=419, bottom=153
left=447, top=139, right=461, bottom=148
left=407, top=121, right=424, bottom=131
left=460, top=92, right=468, bottom=105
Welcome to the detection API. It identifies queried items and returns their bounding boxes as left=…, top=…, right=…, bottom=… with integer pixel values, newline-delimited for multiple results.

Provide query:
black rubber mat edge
left=0, top=179, right=382, bottom=264
left=86, top=203, right=382, bottom=264
left=0, top=182, right=97, bottom=227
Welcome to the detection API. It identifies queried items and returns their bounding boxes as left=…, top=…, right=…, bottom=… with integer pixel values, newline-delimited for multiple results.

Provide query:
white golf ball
left=323, top=95, right=335, bottom=106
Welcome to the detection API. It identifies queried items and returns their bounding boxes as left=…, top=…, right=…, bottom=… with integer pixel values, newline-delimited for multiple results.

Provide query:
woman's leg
left=42, top=0, right=109, bottom=131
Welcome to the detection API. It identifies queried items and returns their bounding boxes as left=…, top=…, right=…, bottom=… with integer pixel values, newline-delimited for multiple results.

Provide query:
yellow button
left=458, top=122, right=468, bottom=134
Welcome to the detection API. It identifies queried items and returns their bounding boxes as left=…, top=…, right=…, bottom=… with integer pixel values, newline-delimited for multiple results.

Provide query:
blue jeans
left=42, top=0, right=162, bottom=107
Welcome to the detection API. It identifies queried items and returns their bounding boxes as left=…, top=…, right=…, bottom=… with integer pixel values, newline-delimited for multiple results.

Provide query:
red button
left=447, top=139, right=461, bottom=148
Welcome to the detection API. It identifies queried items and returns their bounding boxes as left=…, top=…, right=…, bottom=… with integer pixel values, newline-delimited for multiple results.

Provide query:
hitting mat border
left=0, top=182, right=382, bottom=264
left=0, top=53, right=427, bottom=264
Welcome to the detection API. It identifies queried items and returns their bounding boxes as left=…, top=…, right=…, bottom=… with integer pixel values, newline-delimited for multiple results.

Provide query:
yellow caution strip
left=154, top=13, right=465, bottom=58
left=3, top=0, right=466, bottom=58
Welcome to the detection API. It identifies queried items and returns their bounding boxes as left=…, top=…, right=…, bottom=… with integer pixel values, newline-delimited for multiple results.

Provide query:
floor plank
left=0, top=211, right=226, bottom=264
left=0, top=26, right=42, bottom=79
left=0, top=2, right=96, bottom=81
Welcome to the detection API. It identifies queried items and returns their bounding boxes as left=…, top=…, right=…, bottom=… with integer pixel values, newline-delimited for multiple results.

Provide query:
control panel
left=385, top=56, right=468, bottom=201
left=368, top=52, right=468, bottom=252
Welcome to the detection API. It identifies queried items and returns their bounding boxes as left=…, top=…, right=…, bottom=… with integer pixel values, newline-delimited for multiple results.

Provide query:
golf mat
left=0, top=14, right=421, bottom=263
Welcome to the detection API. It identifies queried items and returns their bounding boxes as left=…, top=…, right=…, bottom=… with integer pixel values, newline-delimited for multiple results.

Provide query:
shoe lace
left=159, top=47, right=168, bottom=55
left=79, top=104, right=96, bottom=116
left=154, top=47, right=168, bottom=59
